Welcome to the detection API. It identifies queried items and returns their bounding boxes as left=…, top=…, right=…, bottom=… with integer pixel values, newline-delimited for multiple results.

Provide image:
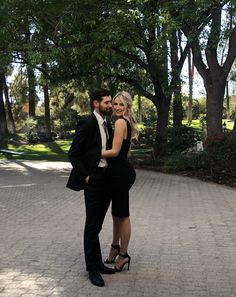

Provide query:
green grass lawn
left=182, top=119, right=234, bottom=130
left=0, top=140, right=71, bottom=161
left=182, top=120, right=202, bottom=130
left=1, top=119, right=234, bottom=161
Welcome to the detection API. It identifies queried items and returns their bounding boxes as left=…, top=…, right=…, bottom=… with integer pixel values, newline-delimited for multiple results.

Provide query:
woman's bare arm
left=102, top=119, right=126, bottom=158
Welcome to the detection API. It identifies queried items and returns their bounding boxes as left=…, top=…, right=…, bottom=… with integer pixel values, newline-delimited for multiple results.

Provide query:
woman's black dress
left=107, top=120, right=136, bottom=218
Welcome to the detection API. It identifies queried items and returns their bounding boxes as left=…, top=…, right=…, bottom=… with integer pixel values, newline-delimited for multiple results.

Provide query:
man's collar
left=93, top=110, right=105, bottom=124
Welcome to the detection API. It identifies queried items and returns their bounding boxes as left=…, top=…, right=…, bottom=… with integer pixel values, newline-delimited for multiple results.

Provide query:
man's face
left=94, top=96, right=112, bottom=116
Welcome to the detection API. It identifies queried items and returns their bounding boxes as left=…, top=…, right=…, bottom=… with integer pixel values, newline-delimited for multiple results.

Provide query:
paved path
left=0, top=160, right=236, bottom=297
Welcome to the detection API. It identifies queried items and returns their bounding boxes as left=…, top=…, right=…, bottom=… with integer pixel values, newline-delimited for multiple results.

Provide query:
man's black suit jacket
left=66, top=113, right=113, bottom=191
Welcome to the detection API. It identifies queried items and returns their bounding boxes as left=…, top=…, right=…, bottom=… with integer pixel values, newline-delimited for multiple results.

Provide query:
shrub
left=25, top=117, right=39, bottom=143
left=54, top=109, right=80, bottom=138
left=204, top=132, right=236, bottom=178
left=192, top=98, right=206, bottom=119
left=162, top=152, right=207, bottom=173
left=166, top=126, right=202, bottom=154
left=199, top=114, right=206, bottom=132
left=138, top=125, right=155, bottom=146
left=163, top=132, right=236, bottom=181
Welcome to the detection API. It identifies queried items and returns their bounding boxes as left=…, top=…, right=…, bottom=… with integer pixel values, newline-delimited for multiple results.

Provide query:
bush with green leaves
left=199, top=114, right=207, bottom=132
left=204, top=132, right=236, bottom=178
left=137, top=124, right=155, bottom=146
left=54, top=108, right=80, bottom=138
left=162, top=152, right=207, bottom=173
left=25, top=117, right=39, bottom=143
left=163, top=131, right=236, bottom=181
left=192, top=98, right=206, bottom=119
left=166, top=126, right=202, bottom=154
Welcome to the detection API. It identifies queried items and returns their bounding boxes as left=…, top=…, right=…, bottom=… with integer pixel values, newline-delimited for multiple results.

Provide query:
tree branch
left=104, top=72, right=156, bottom=102
left=191, top=40, right=210, bottom=83
left=205, top=6, right=221, bottom=75
left=110, top=46, right=148, bottom=70
left=223, top=26, right=236, bottom=80
left=177, top=42, right=190, bottom=72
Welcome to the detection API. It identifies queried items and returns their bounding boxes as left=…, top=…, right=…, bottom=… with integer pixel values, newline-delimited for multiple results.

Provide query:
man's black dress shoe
left=98, top=263, right=115, bottom=274
left=88, top=270, right=105, bottom=287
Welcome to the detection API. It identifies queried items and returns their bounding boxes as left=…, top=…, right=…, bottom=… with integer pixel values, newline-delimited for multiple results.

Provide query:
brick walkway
left=0, top=160, right=236, bottom=297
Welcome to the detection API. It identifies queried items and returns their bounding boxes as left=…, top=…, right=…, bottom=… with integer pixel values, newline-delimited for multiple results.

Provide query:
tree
left=0, top=72, right=8, bottom=134
left=178, top=1, right=236, bottom=140
left=0, top=0, right=190, bottom=151
left=9, top=71, right=28, bottom=128
left=36, top=0, right=189, bottom=152
left=170, top=30, right=184, bottom=127
left=229, top=61, right=236, bottom=130
left=2, top=0, right=235, bottom=147
left=187, top=48, right=194, bottom=123
left=3, top=75, right=16, bottom=133
left=94, top=1, right=189, bottom=152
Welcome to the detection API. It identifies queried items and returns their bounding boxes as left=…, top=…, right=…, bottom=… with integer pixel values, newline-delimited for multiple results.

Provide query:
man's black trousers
left=83, top=170, right=111, bottom=271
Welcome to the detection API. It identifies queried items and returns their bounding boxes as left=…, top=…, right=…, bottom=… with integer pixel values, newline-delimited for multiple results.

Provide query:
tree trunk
left=205, top=82, right=225, bottom=139
left=155, top=94, right=171, bottom=154
left=43, top=83, right=52, bottom=138
left=3, top=75, right=16, bottom=134
left=170, top=31, right=183, bottom=127
left=187, top=49, right=194, bottom=123
left=225, top=81, right=230, bottom=119
left=182, top=4, right=236, bottom=141
left=138, top=95, right=142, bottom=122
left=26, top=65, right=36, bottom=117
left=0, top=73, right=8, bottom=134
left=173, top=79, right=183, bottom=127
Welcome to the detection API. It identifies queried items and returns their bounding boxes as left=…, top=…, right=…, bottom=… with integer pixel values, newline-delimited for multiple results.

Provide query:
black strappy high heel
left=104, top=244, right=120, bottom=264
left=114, top=252, right=131, bottom=272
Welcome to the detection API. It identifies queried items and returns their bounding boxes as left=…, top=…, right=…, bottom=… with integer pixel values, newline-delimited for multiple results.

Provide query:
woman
left=101, top=91, right=138, bottom=272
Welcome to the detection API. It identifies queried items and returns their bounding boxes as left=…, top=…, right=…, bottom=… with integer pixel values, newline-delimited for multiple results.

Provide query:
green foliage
left=133, top=95, right=157, bottom=123
left=9, top=72, right=28, bottom=129
left=199, top=114, right=207, bottom=132
left=133, top=95, right=156, bottom=145
left=138, top=125, right=156, bottom=146
left=182, top=96, right=206, bottom=120
left=1, top=0, right=235, bottom=151
left=166, top=125, right=202, bottom=154
left=54, top=108, right=80, bottom=138
left=25, top=117, right=39, bottom=143
left=205, top=132, right=236, bottom=160
left=163, top=131, right=236, bottom=183
left=192, top=98, right=206, bottom=119
left=162, top=152, right=206, bottom=173
left=0, top=139, right=70, bottom=161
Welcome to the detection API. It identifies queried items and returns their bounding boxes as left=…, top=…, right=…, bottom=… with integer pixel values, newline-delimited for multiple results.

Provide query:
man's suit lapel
left=107, top=122, right=113, bottom=149
left=91, top=113, right=102, bottom=147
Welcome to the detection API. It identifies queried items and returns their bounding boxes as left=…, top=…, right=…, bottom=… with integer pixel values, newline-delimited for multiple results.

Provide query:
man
left=67, top=89, right=115, bottom=287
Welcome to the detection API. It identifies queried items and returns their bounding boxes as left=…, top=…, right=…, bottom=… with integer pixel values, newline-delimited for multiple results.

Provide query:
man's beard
left=99, top=106, right=112, bottom=116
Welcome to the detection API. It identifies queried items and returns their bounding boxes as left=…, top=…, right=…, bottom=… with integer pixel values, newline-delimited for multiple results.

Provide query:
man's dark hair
left=90, top=88, right=111, bottom=103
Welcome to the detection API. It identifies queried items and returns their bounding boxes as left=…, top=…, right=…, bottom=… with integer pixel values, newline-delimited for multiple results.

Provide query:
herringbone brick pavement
left=0, top=160, right=236, bottom=297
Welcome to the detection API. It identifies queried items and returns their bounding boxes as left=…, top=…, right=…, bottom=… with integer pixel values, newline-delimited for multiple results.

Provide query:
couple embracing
left=67, top=89, right=138, bottom=287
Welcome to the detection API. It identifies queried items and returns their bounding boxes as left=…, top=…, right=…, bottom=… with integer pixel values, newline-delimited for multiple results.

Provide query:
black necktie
left=103, top=121, right=109, bottom=140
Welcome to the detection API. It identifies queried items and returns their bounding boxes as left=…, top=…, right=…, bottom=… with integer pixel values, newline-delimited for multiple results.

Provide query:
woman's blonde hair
left=113, top=91, right=139, bottom=139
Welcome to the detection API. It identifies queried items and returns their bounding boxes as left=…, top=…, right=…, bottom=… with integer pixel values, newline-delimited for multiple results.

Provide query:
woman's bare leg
left=115, top=217, right=131, bottom=270
left=105, top=216, right=120, bottom=262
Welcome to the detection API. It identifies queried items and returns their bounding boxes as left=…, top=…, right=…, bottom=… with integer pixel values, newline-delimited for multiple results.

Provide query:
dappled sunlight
left=0, top=269, right=63, bottom=296
left=0, top=161, right=30, bottom=175
left=3, top=141, right=69, bottom=162
left=0, top=160, right=71, bottom=173
left=21, top=161, right=71, bottom=171
left=44, top=142, right=68, bottom=155
left=0, top=183, right=35, bottom=188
